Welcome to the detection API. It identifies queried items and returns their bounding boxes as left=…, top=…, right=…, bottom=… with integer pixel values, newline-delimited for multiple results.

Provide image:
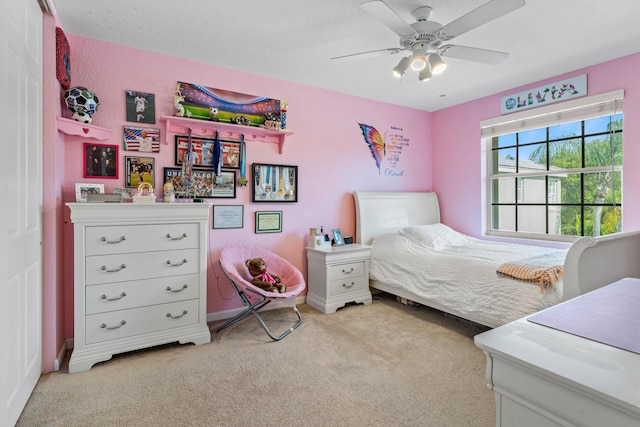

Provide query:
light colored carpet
left=17, top=294, right=495, bottom=427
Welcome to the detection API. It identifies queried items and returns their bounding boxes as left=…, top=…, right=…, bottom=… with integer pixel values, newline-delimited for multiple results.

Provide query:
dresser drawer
left=327, top=261, right=365, bottom=280
left=85, top=299, right=200, bottom=345
left=86, top=274, right=200, bottom=314
left=329, top=275, right=368, bottom=297
left=85, top=248, right=199, bottom=285
left=85, top=223, right=199, bottom=255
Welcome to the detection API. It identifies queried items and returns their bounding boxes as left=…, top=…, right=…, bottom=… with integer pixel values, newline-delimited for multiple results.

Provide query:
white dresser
left=66, top=203, right=211, bottom=373
left=306, top=244, right=373, bottom=314
left=474, top=278, right=640, bottom=427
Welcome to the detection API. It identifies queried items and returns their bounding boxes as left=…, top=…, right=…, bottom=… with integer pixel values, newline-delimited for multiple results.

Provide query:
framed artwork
left=125, top=156, right=155, bottom=187
left=175, top=136, right=241, bottom=169
left=255, top=211, right=282, bottom=233
left=84, top=143, right=118, bottom=179
left=125, top=90, right=155, bottom=124
left=251, top=163, right=298, bottom=202
left=212, top=205, right=244, bottom=229
left=123, top=125, right=160, bottom=152
left=74, top=183, right=104, bottom=202
left=163, top=168, right=236, bottom=198
left=332, top=229, right=345, bottom=246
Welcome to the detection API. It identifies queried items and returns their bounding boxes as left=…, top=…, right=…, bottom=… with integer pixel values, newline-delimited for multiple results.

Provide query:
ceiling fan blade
left=361, top=1, right=415, bottom=37
left=440, top=45, right=509, bottom=65
left=440, top=0, right=525, bottom=40
left=330, top=47, right=402, bottom=61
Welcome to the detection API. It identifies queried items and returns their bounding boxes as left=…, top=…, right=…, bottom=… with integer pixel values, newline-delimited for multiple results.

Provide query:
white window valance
left=480, top=89, right=624, bottom=138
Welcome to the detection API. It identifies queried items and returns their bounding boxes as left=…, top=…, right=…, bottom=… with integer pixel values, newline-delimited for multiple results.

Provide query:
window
left=481, top=91, right=623, bottom=241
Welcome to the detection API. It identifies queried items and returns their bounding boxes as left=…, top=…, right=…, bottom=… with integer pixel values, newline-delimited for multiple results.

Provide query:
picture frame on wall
left=74, top=183, right=104, bottom=202
left=84, top=143, right=118, bottom=179
left=255, top=211, right=282, bottom=233
left=252, top=163, right=297, bottom=202
left=123, top=125, right=160, bottom=152
left=125, top=156, right=155, bottom=188
left=163, top=168, right=236, bottom=198
left=212, top=205, right=244, bottom=229
left=175, top=136, right=242, bottom=169
left=125, top=90, right=155, bottom=124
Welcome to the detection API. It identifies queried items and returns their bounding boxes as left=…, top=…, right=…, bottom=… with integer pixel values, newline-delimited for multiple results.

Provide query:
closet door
left=1, top=0, right=44, bottom=425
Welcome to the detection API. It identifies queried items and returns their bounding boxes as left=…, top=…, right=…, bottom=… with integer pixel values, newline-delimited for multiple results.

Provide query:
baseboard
left=206, top=295, right=306, bottom=323
left=52, top=340, right=70, bottom=372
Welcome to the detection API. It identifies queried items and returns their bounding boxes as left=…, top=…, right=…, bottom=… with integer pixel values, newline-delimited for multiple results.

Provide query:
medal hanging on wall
left=180, top=127, right=195, bottom=198
left=237, top=134, right=247, bottom=186
left=212, top=130, right=223, bottom=185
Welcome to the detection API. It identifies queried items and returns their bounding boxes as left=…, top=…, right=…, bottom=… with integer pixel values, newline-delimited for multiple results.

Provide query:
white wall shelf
left=160, top=115, right=293, bottom=154
left=56, top=116, right=112, bottom=140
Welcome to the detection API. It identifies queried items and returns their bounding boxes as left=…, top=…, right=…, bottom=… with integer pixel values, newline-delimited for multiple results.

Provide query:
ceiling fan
left=332, top=0, right=525, bottom=81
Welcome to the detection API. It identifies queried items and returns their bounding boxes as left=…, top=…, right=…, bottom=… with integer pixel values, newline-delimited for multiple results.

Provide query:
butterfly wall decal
left=358, top=123, right=386, bottom=174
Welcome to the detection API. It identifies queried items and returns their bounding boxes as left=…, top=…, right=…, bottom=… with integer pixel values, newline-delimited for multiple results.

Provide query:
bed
left=353, top=191, right=640, bottom=328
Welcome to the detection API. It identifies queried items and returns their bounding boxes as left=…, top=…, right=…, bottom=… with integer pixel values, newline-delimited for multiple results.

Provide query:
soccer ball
left=64, top=86, right=100, bottom=120
left=72, top=111, right=92, bottom=124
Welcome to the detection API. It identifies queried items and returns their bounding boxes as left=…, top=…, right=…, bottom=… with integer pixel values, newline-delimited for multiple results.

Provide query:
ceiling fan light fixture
left=418, top=65, right=432, bottom=82
left=428, top=53, right=447, bottom=75
left=409, top=48, right=427, bottom=71
left=392, top=56, right=410, bottom=78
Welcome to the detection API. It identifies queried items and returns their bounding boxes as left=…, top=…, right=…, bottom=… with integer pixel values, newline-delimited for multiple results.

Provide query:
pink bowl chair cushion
left=219, top=245, right=306, bottom=298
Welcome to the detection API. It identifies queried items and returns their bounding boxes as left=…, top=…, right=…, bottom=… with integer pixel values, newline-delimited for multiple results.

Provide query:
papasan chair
left=218, top=245, right=306, bottom=341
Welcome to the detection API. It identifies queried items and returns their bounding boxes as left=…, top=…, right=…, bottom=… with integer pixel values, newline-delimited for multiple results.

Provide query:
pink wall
left=53, top=36, right=433, bottom=342
left=432, top=53, right=640, bottom=238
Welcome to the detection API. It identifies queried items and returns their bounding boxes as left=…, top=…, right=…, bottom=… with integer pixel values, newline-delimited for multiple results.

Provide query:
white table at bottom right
left=474, top=277, right=640, bottom=427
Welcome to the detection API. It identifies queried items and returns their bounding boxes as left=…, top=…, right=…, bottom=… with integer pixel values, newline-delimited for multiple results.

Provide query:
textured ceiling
left=52, top=0, right=640, bottom=112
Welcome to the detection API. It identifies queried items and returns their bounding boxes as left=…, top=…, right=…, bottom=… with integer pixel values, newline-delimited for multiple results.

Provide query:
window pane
left=584, top=135, right=622, bottom=168
left=492, top=177, right=516, bottom=203
left=555, top=205, right=582, bottom=236
left=519, top=176, right=547, bottom=203
left=583, top=171, right=622, bottom=204
left=549, top=121, right=581, bottom=140
left=584, top=114, right=622, bottom=134
left=548, top=138, right=582, bottom=169
left=518, top=143, right=546, bottom=171
left=492, top=205, right=515, bottom=231
left=493, top=148, right=516, bottom=174
left=584, top=206, right=622, bottom=237
left=517, top=205, right=547, bottom=233
left=518, top=128, right=546, bottom=144
left=556, top=173, right=582, bottom=204
left=547, top=205, right=563, bottom=234
left=493, top=133, right=516, bottom=149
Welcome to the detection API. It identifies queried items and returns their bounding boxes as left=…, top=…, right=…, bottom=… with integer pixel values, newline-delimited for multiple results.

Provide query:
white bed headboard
left=353, top=191, right=441, bottom=245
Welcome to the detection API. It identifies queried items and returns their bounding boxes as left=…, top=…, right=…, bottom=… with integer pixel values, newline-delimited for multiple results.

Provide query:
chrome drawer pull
left=166, top=233, right=188, bottom=240
left=166, top=284, right=188, bottom=293
left=101, top=236, right=126, bottom=244
left=100, top=320, right=126, bottom=330
left=341, top=267, right=355, bottom=274
left=101, top=264, right=126, bottom=272
left=167, top=258, right=188, bottom=267
left=101, top=292, right=127, bottom=301
left=342, top=282, right=355, bottom=288
left=166, top=310, right=188, bottom=319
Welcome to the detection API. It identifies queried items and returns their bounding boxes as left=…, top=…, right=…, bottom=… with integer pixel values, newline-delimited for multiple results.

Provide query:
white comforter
left=369, top=232, right=567, bottom=327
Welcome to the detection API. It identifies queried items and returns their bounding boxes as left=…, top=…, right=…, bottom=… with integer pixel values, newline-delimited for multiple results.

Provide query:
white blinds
left=480, top=89, right=624, bottom=138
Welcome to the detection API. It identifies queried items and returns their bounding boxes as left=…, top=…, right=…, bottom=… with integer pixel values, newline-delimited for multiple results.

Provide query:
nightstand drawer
left=86, top=223, right=199, bottom=255
left=85, top=248, right=199, bottom=285
left=327, top=261, right=365, bottom=280
left=86, top=274, right=200, bottom=314
left=85, top=299, right=200, bottom=345
left=329, top=275, right=367, bottom=297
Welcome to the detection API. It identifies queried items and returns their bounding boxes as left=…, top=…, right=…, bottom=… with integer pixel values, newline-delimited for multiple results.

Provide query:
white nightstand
left=306, top=244, right=373, bottom=314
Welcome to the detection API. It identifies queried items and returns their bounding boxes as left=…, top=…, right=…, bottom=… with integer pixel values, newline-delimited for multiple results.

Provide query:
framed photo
left=163, top=168, right=236, bottom=198
left=84, top=143, right=118, bottom=179
left=332, top=229, right=345, bottom=246
left=125, top=90, right=155, bottom=124
left=252, top=163, right=297, bottom=202
left=75, top=183, right=104, bottom=202
left=255, top=211, right=282, bottom=233
left=125, top=156, right=155, bottom=188
left=175, top=136, right=241, bottom=169
left=213, top=205, right=244, bottom=229
left=123, top=125, right=160, bottom=152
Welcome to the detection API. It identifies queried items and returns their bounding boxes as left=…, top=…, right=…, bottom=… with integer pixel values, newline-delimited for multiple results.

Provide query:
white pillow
left=399, top=223, right=472, bottom=250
